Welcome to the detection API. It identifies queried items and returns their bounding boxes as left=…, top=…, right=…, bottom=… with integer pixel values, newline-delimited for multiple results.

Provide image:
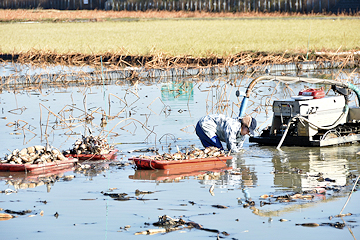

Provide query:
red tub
left=64, top=149, right=118, bottom=161
left=0, top=158, right=78, bottom=173
left=129, top=155, right=232, bottom=170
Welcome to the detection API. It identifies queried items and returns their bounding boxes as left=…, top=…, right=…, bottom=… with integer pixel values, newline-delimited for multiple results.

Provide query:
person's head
left=240, top=116, right=257, bottom=136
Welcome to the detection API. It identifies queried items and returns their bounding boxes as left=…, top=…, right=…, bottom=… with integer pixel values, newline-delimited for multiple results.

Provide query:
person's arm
left=224, top=123, right=242, bottom=152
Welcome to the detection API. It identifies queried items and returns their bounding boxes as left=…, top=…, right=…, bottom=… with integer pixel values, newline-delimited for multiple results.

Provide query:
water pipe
left=348, top=82, right=360, bottom=106
left=238, top=75, right=357, bottom=117
left=239, top=97, right=249, bottom=117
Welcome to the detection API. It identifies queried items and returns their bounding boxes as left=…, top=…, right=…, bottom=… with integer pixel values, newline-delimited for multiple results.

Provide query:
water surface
left=1, top=69, right=360, bottom=240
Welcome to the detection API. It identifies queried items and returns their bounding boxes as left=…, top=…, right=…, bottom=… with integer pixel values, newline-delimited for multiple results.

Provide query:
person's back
left=196, top=114, right=256, bottom=153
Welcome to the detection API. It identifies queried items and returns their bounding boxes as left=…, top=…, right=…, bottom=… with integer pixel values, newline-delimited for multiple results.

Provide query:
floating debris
left=63, top=135, right=114, bottom=155
left=320, top=222, right=345, bottom=229
left=260, top=194, right=270, bottom=199
left=211, top=204, right=228, bottom=209
left=1, top=145, right=67, bottom=165
left=62, top=175, right=75, bottom=181
left=333, top=213, right=352, bottom=218
left=128, top=147, right=158, bottom=153
left=0, top=213, right=14, bottom=220
left=209, top=185, right=215, bottom=196
left=275, top=193, right=315, bottom=202
left=4, top=209, right=32, bottom=215
left=135, top=189, right=154, bottom=196
left=295, top=223, right=319, bottom=227
left=102, top=192, right=128, bottom=198
left=135, top=215, right=230, bottom=236
left=0, top=189, right=17, bottom=194
left=153, top=215, right=186, bottom=227
left=109, top=161, right=131, bottom=168
left=102, top=190, right=158, bottom=201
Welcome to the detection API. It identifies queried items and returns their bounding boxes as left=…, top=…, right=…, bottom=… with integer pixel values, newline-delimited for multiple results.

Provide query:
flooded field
left=0, top=65, right=360, bottom=239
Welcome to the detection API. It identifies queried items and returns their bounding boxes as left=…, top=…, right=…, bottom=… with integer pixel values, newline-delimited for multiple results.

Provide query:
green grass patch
left=1, top=18, right=359, bottom=57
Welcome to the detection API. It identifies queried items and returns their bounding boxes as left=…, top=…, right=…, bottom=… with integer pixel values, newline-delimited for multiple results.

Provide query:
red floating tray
left=129, top=155, right=232, bottom=170
left=64, top=149, right=118, bottom=161
left=0, top=158, right=78, bottom=173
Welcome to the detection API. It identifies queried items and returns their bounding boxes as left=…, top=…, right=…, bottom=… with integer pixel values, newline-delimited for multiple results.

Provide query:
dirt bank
left=1, top=51, right=359, bottom=70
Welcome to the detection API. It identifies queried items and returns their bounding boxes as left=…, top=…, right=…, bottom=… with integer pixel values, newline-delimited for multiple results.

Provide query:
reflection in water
left=161, top=81, right=194, bottom=102
left=0, top=168, right=74, bottom=192
left=129, top=164, right=232, bottom=183
left=231, top=154, right=258, bottom=188
left=302, top=149, right=348, bottom=191
left=272, top=147, right=353, bottom=193
left=238, top=145, right=360, bottom=219
left=0, top=67, right=360, bottom=239
left=74, top=161, right=112, bottom=180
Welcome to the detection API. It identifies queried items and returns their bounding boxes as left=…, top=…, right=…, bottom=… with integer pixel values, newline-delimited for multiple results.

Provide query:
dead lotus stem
left=120, top=121, right=137, bottom=134
left=339, top=175, right=360, bottom=215
left=180, top=125, right=195, bottom=134
left=22, top=126, right=37, bottom=136
left=105, top=117, right=152, bottom=139
left=15, top=119, right=29, bottom=130
left=229, top=102, right=240, bottom=116
left=44, top=111, right=50, bottom=135
left=39, top=103, right=72, bottom=130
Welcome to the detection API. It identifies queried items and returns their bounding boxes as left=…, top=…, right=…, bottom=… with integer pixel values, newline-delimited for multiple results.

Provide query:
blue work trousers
left=195, top=122, right=223, bottom=150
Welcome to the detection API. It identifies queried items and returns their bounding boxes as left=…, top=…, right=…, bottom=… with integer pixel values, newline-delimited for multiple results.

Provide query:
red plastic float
left=0, top=158, right=78, bottom=172
left=64, top=149, right=118, bottom=161
left=129, top=155, right=232, bottom=170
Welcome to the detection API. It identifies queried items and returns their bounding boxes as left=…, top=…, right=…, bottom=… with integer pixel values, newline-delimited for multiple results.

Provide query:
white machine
left=241, top=76, right=360, bottom=147
left=271, top=95, right=347, bottom=140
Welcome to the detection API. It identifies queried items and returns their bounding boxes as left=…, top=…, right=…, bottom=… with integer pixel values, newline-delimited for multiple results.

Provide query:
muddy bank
left=1, top=51, right=359, bottom=69
left=1, top=51, right=359, bottom=92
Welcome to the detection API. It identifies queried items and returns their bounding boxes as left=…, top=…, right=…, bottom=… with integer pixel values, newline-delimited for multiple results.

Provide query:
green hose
left=348, top=83, right=360, bottom=106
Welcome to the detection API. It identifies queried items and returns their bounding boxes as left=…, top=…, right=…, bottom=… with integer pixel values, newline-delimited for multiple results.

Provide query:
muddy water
left=1, top=71, right=360, bottom=239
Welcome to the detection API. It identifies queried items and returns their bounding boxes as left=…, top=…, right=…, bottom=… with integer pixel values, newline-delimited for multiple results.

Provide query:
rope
left=216, top=156, right=228, bottom=167
left=149, top=158, right=156, bottom=170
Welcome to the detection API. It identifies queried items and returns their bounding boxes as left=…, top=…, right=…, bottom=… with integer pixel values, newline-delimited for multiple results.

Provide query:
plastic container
left=0, top=158, right=78, bottom=172
left=64, top=149, right=118, bottom=161
left=129, top=156, right=232, bottom=170
left=298, top=88, right=325, bottom=99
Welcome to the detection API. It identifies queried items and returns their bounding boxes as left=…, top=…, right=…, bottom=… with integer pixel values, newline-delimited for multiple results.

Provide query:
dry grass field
left=0, top=9, right=359, bottom=67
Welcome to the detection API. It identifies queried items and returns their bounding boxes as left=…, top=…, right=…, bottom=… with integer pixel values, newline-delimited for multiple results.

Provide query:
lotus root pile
left=65, top=135, right=114, bottom=155
left=156, top=146, right=226, bottom=161
left=1, top=145, right=67, bottom=165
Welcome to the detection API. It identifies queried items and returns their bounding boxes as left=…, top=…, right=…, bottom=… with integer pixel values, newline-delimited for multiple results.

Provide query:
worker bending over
left=195, top=114, right=257, bottom=153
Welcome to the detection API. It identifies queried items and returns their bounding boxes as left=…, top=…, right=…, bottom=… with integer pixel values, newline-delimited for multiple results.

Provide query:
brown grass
left=2, top=50, right=358, bottom=69
left=1, top=9, right=359, bottom=69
